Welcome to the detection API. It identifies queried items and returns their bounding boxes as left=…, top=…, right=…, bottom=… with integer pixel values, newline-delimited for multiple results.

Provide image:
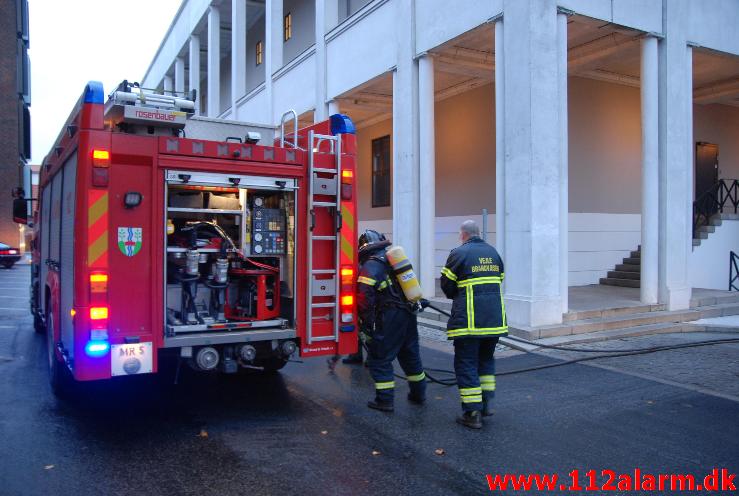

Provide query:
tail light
left=91, top=149, right=110, bottom=186
left=86, top=305, right=110, bottom=357
left=89, top=306, right=109, bottom=320
left=92, top=149, right=110, bottom=166
left=90, top=273, right=108, bottom=294
left=341, top=170, right=353, bottom=200
left=340, top=265, right=354, bottom=323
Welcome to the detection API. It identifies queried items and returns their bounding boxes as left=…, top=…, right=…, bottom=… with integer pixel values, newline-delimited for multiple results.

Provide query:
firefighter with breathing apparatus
left=441, top=220, right=507, bottom=429
left=355, top=230, right=427, bottom=412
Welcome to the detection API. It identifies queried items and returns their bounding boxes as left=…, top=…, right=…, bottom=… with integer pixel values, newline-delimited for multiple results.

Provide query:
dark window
left=284, top=13, right=292, bottom=42
left=16, top=0, right=29, bottom=43
left=256, top=41, right=263, bottom=65
left=371, top=135, right=391, bottom=208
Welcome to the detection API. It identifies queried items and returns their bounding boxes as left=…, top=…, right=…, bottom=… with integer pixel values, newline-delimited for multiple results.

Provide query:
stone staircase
left=418, top=291, right=739, bottom=343
left=599, top=246, right=641, bottom=288
left=693, top=212, right=739, bottom=247
left=596, top=213, right=739, bottom=289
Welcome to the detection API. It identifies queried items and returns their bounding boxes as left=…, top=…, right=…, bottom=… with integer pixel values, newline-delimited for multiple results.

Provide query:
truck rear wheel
left=33, top=313, right=45, bottom=334
left=47, top=312, right=73, bottom=397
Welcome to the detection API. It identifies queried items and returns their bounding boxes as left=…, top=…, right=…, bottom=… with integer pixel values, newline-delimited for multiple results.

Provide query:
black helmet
left=358, top=229, right=390, bottom=259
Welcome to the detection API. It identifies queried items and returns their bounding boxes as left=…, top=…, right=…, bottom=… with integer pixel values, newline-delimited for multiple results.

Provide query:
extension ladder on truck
left=306, top=130, right=343, bottom=344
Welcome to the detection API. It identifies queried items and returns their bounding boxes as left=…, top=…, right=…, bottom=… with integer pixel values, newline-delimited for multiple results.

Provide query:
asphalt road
left=0, top=265, right=738, bottom=495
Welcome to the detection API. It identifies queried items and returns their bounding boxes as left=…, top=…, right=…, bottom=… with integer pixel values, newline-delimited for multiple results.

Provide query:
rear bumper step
left=162, top=327, right=296, bottom=348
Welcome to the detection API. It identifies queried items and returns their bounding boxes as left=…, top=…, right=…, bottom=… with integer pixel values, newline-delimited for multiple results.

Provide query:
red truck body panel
left=35, top=84, right=358, bottom=382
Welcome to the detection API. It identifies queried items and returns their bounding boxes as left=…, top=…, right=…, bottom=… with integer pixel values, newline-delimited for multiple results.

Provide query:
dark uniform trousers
left=358, top=256, right=427, bottom=404
left=366, top=307, right=426, bottom=404
left=453, top=337, right=499, bottom=412
left=440, top=236, right=507, bottom=413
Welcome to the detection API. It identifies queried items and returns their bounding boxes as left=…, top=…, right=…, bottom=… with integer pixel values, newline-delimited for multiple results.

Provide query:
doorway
left=695, top=142, right=719, bottom=205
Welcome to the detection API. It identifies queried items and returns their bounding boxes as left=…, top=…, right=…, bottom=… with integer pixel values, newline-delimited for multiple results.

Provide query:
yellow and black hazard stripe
left=340, top=204, right=354, bottom=264
left=88, top=190, right=108, bottom=268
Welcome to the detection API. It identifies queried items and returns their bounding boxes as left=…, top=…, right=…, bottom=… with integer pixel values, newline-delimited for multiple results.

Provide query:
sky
left=29, top=0, right=182, bottom=163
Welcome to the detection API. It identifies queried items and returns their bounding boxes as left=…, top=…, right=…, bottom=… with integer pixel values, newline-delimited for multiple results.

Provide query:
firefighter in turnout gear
left=356, top=230, right=427, bottom=412
left=440, top=220, right=507, bottom=429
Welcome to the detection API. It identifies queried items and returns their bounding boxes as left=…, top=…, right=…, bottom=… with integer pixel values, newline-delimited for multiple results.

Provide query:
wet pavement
left=0, top=265, right=738, bottom=495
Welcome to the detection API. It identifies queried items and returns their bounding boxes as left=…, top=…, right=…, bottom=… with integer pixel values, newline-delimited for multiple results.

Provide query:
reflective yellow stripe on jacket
left=448, top=275, right=507, bottom=338
left=357, top=276, right=377, bottom=286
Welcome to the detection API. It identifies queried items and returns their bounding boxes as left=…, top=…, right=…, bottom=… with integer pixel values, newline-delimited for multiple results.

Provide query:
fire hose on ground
left=382, top=303, right=739, bottom=387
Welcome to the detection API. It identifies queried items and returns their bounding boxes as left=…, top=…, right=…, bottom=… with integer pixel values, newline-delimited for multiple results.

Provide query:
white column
left=265, top=0, right=284, bottom=124
left=175, top=56, right=186, bottom=94
left=163, top=75, right=173, bottom=95
left=658, top=5, right=693, bottom=311
left=270, top=0, right=284, bottom=70
left=207, top=5, right=221, bottom=117
left=391, top=0, right=419, bottom=265
left=314, top=0, right=328, bottom=121
left=418, top=54, right=435, bottom=297
left=557, top=12, right=569, bottom=314
left=494, top=20, right=505, bottom=263
left=232, top=0, right=247, bottom=116
left=328, top=99, right=340, bottom=116
left=503, top=0, right=564, bottom=327
left=189, top=34, right=201, bottom=114
left=641, top=36, right=659, bottom=304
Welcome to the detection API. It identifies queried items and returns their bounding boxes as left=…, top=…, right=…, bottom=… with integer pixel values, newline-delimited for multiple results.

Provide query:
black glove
left=419, top=298, right=430, bottom=310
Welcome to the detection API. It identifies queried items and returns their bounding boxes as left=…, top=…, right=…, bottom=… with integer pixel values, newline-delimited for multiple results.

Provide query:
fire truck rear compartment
left=164, top=171, right=298, bottom=370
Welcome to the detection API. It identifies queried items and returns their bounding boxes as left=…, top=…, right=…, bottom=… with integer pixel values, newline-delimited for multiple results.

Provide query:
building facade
left=143, top=0, right=739, bottom=328
left=0, top=0, right=31, bottom=247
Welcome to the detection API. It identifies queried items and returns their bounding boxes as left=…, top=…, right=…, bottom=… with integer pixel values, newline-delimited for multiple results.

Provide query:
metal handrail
left=693, top=178, right=739, bottom=238
left=731, top=251, right=739, bottom=292
left=279, top=109, right=299, bottom=149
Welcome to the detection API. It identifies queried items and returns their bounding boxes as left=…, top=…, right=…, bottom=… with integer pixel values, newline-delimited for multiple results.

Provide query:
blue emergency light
left=330, top=114, right=355, bottom=135
left=84, top=340, right=110, bottom=357
left=83, top=81, right=105, bottom=104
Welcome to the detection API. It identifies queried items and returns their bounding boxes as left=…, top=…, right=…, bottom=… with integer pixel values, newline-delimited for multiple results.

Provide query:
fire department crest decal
left=117, top=227, right=142, bottom=257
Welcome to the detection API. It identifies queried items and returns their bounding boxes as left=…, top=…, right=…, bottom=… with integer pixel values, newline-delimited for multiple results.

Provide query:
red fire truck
left=13, top=80, right=358, bottom=394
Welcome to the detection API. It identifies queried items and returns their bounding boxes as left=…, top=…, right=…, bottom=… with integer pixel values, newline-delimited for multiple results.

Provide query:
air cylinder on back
left=385, top=245, right=423, bottom=303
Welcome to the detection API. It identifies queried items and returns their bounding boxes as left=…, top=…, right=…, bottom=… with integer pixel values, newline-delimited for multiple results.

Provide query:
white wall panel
left=690, top=220, right=739, bottom=290
left=325, top=0, right=395, bottom=99
left=612, top=0, right=663, bottom=34
left=143, top=0, right=211, bottom=88
left=415, top=0, right=502, bottom=54
left=237, top=85, right=270, bottom=123
left=558, top=0, right=662, bottom=34
left=272, top=50, right=317, bottom=122
left=687, top=0, right=739, bottom=56
left=361, top=213, right=641, bottom=286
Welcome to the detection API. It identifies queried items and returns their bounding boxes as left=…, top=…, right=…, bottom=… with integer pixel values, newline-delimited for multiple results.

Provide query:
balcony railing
left=693, top=179, right=739, bottom=239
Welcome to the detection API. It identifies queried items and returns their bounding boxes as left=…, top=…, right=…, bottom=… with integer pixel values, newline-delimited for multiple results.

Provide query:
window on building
left=284, top=13, right=292, bottom=42
left=256, top=41, right=263, bottom=65
left=371, top=135, right=391, bottom=208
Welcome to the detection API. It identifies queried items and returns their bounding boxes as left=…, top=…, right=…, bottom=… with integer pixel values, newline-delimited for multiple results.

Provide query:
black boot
left=482, top=401, right=493, bottom=417
left=342, top=352, right=363, bottom=365
left=456, top=411, right=482, bottom=429
left=407, top=393, right=425, bottom=405
left=367, top=400, right=394, bottom=412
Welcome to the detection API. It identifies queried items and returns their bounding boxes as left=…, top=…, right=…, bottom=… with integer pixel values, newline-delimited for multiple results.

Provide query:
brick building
left=0, top=0, right=31, bottom=246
